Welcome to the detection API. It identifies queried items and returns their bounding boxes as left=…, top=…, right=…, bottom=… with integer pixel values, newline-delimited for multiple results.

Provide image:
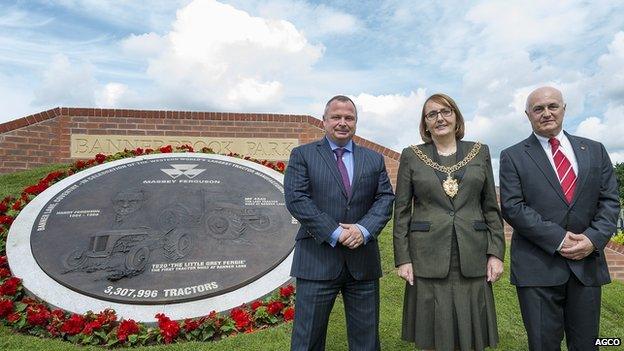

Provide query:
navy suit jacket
left=500, top=132, right=620, bottom=287
left=284, top=138, right=395, bottom=281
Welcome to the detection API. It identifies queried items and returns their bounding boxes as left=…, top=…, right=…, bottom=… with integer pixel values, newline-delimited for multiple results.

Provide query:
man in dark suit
left=500, top=86, right=620, bottom=350
left=284, top=95, right=394, bottom=351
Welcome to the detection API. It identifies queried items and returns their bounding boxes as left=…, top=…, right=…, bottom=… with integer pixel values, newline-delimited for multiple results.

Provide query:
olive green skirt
left=401, top=237, right=498, bottom=350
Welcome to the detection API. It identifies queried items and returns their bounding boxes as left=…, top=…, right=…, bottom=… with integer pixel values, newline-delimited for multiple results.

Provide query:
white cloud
left=465, top=0, right=588, bottom=50
left=608, top=152, right=624, bottom=164
left=575, top=104, right=624, bottom=150
left=226, top=78, right=283, bottom=105
left=596, top=31, right=624, bottom=100
left=119, top=0, right=323, bottom=110
left=352, top=90, right=427, bottom=151
left=32, top=54, right=97, bottom=107
left=234, top=0, right=361, bottom=38
left=53, top=0, right=190, bottom=32
left=0, top=9, right=53, bottom=28
left=121, top=33, right=168, bottom=57
left=414, top=0, right=607, bottom=160
left=95, top=83, right=129, bottom=107
left=315, top=9, right=360, bottom=35
left=0, top=72, right=37, bottom=121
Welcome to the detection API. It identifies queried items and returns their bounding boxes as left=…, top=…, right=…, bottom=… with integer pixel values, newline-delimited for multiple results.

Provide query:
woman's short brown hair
left=419, top=93, right=465, bottom=143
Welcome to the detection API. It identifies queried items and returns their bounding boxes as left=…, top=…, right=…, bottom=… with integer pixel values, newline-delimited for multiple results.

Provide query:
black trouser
left=516, top=274, right=601, bottom=351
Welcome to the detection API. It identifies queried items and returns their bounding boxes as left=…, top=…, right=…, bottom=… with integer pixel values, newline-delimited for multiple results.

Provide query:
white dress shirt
left=325, top=137, right=371, bottom=247
left=534, top=130, right=578, bottom=177
left=534, top=131, right=578, bottom=251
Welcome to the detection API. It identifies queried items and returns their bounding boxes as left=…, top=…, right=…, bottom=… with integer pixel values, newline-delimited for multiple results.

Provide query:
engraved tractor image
left=158, top=190, right=271, bottom=243
left=64, top=227, right=192, bottom=280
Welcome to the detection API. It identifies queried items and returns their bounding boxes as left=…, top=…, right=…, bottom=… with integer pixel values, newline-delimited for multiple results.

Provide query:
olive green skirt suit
left=393, top=141, right=505, bottom=351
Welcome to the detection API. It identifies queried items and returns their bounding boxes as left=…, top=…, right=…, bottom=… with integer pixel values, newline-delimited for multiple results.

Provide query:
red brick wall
left=606, top=241, right=624, bottom=282
left=0, top=107, right=401, bottom=186
left=0, top=109, right=62, bottom=172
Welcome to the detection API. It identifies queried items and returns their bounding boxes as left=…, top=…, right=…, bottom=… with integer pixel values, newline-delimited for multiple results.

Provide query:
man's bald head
left=525, top=86, right=564, bottom=112
left=525, top=86, right=566, bottom=138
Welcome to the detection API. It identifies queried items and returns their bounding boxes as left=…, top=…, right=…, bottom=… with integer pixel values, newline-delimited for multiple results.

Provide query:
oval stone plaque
left=7, top=154, right=297, bottom=321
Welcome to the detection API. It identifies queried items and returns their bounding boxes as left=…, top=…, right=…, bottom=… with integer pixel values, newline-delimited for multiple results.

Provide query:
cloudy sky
left=2, top=0, right=624, bottom=177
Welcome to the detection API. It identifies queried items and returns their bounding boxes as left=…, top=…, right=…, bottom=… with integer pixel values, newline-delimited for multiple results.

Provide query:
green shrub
left=613, top=231, right=624, bottom=245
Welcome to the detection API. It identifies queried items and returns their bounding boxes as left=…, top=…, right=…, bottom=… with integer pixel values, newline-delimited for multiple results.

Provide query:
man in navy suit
left=284, top=95, right=394, bottom=351
left=500, top=86, right=620, bottom=350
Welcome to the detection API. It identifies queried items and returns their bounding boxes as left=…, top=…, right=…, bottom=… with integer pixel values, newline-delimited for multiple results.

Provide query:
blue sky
left=1, top=0, right=624, bottom=176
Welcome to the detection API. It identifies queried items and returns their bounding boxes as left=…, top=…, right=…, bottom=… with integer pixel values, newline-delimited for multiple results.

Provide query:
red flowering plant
left=76, top=309, right=119, bottom=346
left=283, top=306, right=295, bottom=321
left=94, top=153, right=107, bottom=164
left=0, top=276, right=22, bottom=298
left=230, top=306, right=253, bottom=332
left=0, top=267, right=12, bottom=279
left=155, top=313, right=181, bottom=344
left=0, top=298, right=14, bottom=318
left=250, top=299, right=264, bottom=311
left=0, top=200, right=8, bottom=214
left=0, top=146, right=296, bottom=346
left=178, top=144, right=194, bottom=152
left=115, top=319, right=142, bottom=345
left=159, top=145, right=173, bottom=153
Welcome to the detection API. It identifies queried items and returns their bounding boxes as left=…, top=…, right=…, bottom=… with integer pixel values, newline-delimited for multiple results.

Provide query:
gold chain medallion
left=410, top=142, right=482, bottom=198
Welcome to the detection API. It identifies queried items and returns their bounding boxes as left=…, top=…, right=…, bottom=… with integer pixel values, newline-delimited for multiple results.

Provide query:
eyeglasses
left=425, top=108, right=453, bottom=121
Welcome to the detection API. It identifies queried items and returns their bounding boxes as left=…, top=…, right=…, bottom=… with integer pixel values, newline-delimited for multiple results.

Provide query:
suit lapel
left=316, top=138, right=348, bottom=199
left=523, top=134, right=567, bottom=204
left=350, top=143, right=364, bottom=203
left=566, top=132, right=589, bottom=206
left=422, top=143, right=453, bottom=207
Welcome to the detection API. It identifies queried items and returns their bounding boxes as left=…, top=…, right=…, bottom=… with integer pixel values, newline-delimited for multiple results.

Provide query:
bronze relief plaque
left=29, top=155, right=297, bottom=305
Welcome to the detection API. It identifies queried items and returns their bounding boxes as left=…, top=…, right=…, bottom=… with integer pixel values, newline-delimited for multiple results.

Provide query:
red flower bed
left=0, top=146, right=296, bottom=346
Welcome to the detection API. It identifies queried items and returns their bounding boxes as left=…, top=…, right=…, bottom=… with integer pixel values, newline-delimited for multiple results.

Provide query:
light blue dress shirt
left=325, top=137, right=372, bottom=247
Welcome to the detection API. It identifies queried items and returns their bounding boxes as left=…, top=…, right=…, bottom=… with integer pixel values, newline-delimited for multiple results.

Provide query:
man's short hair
left=323, top=95, right=358, bottom=120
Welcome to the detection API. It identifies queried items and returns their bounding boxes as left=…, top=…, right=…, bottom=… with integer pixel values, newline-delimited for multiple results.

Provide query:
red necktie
left=548, top=137, right=577, bottom=203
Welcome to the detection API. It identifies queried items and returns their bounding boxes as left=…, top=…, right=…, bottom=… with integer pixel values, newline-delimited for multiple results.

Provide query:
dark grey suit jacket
left=500, top=132, right=620, bottom=287
left=393, top=141, right=505, bottom=278
left=284, top=138, right=395, bottom=281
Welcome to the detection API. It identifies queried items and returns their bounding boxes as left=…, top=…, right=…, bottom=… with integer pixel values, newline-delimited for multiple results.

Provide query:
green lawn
left=1, top=166, right=623, bottom=350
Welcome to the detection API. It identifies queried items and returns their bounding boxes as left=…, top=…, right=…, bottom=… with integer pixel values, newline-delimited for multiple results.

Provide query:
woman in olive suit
left=393, top=93, right=505, bottom=351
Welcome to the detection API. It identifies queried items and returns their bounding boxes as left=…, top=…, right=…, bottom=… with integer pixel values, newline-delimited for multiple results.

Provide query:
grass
left=0, top=163, right=68, bottom=199
left=1, top=166, right=623, bottom=350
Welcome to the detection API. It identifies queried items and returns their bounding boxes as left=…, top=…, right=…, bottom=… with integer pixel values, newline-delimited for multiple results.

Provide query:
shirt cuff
left=556, top=237, right=565, bottom=251
left=356, top=224, right=371, bottom=244
left=329, top=226, right=341, bottom=247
